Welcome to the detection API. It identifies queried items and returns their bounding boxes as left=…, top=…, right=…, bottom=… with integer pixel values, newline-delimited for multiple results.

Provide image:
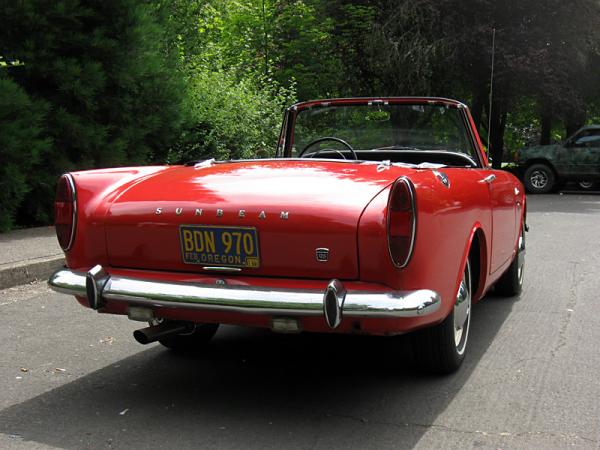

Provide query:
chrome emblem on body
left=316, top=248, right=329, bottom=262
left=153, top=207, right=290, bottom=220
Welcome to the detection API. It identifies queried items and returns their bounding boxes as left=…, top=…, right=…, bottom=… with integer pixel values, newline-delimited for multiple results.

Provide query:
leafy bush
left=1, top=0, right=187, bottom=227
left=168, top=69, right=295, bottom=163
left=0, top=76, right=50, bottom=231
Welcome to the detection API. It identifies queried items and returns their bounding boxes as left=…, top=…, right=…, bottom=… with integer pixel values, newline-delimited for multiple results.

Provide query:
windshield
left=289, top=102, right=478, bottom=166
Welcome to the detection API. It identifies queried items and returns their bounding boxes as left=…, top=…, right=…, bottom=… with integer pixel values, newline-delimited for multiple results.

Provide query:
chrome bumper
left=48, top=266, right=441, bottom=329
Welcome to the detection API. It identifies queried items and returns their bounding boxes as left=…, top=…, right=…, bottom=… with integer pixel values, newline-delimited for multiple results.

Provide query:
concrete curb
left=0, top=256, right=65, bottom=290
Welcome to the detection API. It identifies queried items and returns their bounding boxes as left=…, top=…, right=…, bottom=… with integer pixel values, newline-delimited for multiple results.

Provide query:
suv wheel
left=578, top=180, right=597, bottom=191
left=524, top=163, right=556, bottom=194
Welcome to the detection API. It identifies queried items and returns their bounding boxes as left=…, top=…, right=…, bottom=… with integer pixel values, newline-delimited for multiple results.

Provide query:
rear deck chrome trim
left=49, top=268, right=441, bottom=324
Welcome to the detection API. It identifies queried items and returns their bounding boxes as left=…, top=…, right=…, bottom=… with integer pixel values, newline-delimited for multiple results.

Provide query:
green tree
left=153, top=0, right=213, bottom=71
left=154, top=0, right=297, bottom=162
left=0, top=75, right=50, bottom=231
left=361, top=0, right=450, bottom=96
left=0, top=0, right=187, bottom=225
left=269, top=0, right=343, bottom=100
left=168, top=69, right=294, bottom=163
left=321, top=1, right=378, bottom=96
left=364, top=0, right=600, bottom=166
left=433, top=0, right=600, bottom=164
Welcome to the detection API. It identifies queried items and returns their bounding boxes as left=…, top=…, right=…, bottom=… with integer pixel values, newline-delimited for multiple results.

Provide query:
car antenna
left=487, top=28, right=496, bottom=155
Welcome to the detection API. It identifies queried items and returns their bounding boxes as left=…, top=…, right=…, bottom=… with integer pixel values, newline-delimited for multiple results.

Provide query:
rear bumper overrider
left=48, top=265, right=441, bottom=330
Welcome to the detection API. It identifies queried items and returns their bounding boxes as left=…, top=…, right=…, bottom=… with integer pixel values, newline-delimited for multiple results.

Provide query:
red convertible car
left=49, top=97, right=526, bottom=373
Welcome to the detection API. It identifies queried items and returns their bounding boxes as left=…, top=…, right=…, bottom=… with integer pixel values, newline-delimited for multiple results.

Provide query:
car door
left=482, top=170, right=518, bottom=273
left=570, top=129, right=600, bottom=178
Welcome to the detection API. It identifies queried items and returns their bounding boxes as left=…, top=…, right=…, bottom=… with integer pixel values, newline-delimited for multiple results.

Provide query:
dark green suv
left=515, top=125, right=600, bottom=194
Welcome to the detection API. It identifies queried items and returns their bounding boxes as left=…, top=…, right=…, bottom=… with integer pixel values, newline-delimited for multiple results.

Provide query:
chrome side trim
left=202, top=266, right=243, bottom=273
left=48, top=269, right=441, bottom=321
left=60, top=173, right=77, bottom=252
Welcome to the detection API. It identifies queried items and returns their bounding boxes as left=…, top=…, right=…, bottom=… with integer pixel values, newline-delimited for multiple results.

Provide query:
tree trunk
left=540, top=114, right=552, bottom=145
left=565, top=121, right=584, bottom=139
left=471, top=89, right=486, bottom=132
left=565, top=110, right=586, bottom=138
left=488, top=101, right=507, bottom=169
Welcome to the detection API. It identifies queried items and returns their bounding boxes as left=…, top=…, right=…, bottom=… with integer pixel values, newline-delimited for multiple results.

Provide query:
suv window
left=573, top=129, right=600, bottom=147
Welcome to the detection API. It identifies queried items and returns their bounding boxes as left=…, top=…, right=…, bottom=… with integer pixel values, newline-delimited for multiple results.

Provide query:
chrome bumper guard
left=48, top=265, right=441, bottom=329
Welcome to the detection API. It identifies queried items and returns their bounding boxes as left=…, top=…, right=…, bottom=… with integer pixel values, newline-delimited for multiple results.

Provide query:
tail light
left=55, top=174, right=77, bottom=251
left=387, top=177, right=416, bottom=268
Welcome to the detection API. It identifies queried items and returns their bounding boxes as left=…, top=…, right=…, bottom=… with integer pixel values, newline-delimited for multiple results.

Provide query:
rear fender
left=65, top=166, right=173, bottom=269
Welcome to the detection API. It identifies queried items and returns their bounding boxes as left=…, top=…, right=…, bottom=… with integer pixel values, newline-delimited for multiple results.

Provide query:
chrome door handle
left=480, top=174, right=496, bottom=184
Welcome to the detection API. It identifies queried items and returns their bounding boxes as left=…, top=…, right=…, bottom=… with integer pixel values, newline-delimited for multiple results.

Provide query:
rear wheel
left=152, top=320, right=219, bottom=352
left=495, top=222, right=526, bottom=296
left=413, top=260, right=472, bottom=374
left=524, top=163, right=555, bottom=194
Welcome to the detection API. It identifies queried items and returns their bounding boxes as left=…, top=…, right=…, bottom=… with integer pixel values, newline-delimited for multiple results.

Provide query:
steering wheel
left=298, top=137, right=358, bottom=160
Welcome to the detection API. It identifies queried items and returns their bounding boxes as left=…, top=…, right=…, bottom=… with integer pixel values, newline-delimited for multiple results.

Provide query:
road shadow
left=0, top=293, right=521, bottom=449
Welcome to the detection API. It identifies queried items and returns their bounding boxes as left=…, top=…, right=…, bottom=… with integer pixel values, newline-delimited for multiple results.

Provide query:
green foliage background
left=0, top=75, right=50, bottom=231
left=1, top=0, right=187, bottom=230
left=0, top=0, right=599, bottom=231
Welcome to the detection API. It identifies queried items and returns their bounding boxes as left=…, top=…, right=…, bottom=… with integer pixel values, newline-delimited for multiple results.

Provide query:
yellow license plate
left=179, top=225, right=260, bottom=268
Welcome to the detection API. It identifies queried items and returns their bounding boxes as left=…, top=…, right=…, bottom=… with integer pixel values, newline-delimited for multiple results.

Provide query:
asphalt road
left=1, top=193, right=600, bottom=449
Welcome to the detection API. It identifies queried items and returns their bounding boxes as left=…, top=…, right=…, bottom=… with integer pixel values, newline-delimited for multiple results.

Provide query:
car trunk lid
left=104, top=160, right=401, bottom=280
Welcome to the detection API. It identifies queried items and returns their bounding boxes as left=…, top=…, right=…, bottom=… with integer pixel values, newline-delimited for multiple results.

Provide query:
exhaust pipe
left=133, top=321, right=194, bottom=345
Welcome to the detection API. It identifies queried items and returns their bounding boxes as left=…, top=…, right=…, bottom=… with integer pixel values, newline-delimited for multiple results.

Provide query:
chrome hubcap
left=454, top=261, right=471, bottom=355
left=530, top=170, right=548, bottom=189
left=579, top=181, right=594, bottom=189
